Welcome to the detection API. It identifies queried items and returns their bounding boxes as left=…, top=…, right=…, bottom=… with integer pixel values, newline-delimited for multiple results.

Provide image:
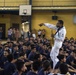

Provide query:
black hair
left=59, top=48, right=63, bottom=51
left=31, top=44, right=36, bottom=50
left=58, top=20, right=64, bottom=25
left=7, top=42, right=14, bottom=44
left=7, top=54, right=14, bottom=62
left=42, top=60, right=51, bottom=71
left=34, top=53, right=41, bottom=60
left=32, top=60, right=41, bottom=71
left=19, top=52, right=26, bottom=57
left=4, top=50, right=10, bottom=54
left=13, top=44, right=18, bottom=47
left=16, top=60, right=25, bottom=71
left=57, top=55, right=65, bottom=61
left=59, top=63, right=68, bottom=74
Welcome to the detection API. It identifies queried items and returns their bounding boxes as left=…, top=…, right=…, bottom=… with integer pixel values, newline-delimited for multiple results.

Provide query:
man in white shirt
left=38, top=29, right=42, bottom=38
left=39, top=20, right=66, bottom=69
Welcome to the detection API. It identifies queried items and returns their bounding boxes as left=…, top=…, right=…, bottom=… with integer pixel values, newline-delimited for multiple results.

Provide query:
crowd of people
left=38, top=29, right=46, bottom=38
left=0, top=35, right=76, bottom=75
left=7, top=27, right=46, bottom=41
left=7, top=27, right=22, bottom=41
left=0, top=19, right=76, bottom=75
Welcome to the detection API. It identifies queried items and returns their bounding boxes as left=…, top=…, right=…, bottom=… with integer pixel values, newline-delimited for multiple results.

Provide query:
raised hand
left=39, top=23, right=44, bottom=27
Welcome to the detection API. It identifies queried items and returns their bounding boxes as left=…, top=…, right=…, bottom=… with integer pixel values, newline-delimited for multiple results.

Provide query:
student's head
left=39, top=43, right=43, bottom=47
left=72, top=50, right=76, bottom=58
left=31, top=45, right=36, bottom=52
left=59, top=63, right=68, bottom=74
left=16, top=60, right=27, bottom=72
left=18, top=40, right=24, bottom=45
left=27, top=45, right=31, bottom=50
left=57, top=55, right=66, bottom=62
left=20, top=52, right=27, bottom=60
left=42, top=60, right=51, bottom=71
left=8, top=42, right=13, bottom=47
left=4, top=50, right=10, bottom=57
left=31, top=60, right=41, bottom=71
left=7, top=54, right=14, bottom=62
left=34, top=53, right=43, bottom=61
left=4, top=46, right=9, bottom=50
left=59, top=48, right=64, bottom=55
left=25, top=37, right=29, bottom=41
left=13, top=45, right=18, bottom=51
left=56, top=20, right=64, bottom=28
left=69, top=45, right=74, bottom=51
left=22, top=45, right=27, bottom=50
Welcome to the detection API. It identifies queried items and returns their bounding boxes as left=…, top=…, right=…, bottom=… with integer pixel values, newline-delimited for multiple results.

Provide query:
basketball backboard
left=19, top=5, right=32, bottom=16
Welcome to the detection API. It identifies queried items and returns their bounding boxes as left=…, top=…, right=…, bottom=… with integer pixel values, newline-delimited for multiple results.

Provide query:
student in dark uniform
left=4, top=54, right=16, bottom=75
left=28, top=46, right=36, bottom=61
left=26, top=61, right=40, bottom=75
left=55, top=55, right=66, bottom=69
left=13, top=60, right=27, bottom=75
left=66, top=50, right=76, bottom=67
left=54, top=55, right=66, bottom=74
left=58, top=63, right=70, bottom=75
left=0, top=50, right=10, bottom=68
left=13, top=45, right=20, bottom=59
left=38, top=60, right=51, bottom=75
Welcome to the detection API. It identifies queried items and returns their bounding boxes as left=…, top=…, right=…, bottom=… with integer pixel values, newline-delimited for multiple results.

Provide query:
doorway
left=0, top=24, right=6, bottom=40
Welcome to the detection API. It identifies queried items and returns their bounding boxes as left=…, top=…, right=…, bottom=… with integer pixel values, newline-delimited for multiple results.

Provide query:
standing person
left=12, top=28, right=16, bottom=41
left=38, top=29, right=42, bottom=38
left=13, top=60, right=27, bottom=75
left=39, top=20, right=66, bottom=69
left=0, top=28, right=2, bottom=40
left=42, top=29, right=46, bottom=38
left=15, top=28, right=20, bottom=41
left=8, top=28, right=12, bottom=40
left=21, top=28, right=25, bottom=39
left=32, top=29, right=36, bottom=39
left=27, top=31, right=32, bottom=39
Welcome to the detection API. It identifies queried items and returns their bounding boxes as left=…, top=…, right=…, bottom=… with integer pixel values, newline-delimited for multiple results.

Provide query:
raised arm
left=39, top=23, right=57, bottom=30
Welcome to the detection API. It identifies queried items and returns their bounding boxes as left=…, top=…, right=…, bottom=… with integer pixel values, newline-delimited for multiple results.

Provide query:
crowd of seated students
left=0, top=36, right=76, bottom=75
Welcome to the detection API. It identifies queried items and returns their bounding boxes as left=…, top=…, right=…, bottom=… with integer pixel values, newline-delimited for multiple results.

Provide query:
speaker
left=52, top=16, right=58, bottom=20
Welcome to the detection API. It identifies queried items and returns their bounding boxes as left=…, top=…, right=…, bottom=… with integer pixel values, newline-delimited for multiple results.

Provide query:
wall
left=0, top=0, right=76, bottom=6
left=32, top=11, right=76, bottom=39
left=32, top=0, right=76, bottom=6
left=0, top=0, right=28, bottom=6
left=0, top=14, right=11, bottom=37
left=10, top=15, right=21, bottom=28
left=0, top=14, right=21, bottom=37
